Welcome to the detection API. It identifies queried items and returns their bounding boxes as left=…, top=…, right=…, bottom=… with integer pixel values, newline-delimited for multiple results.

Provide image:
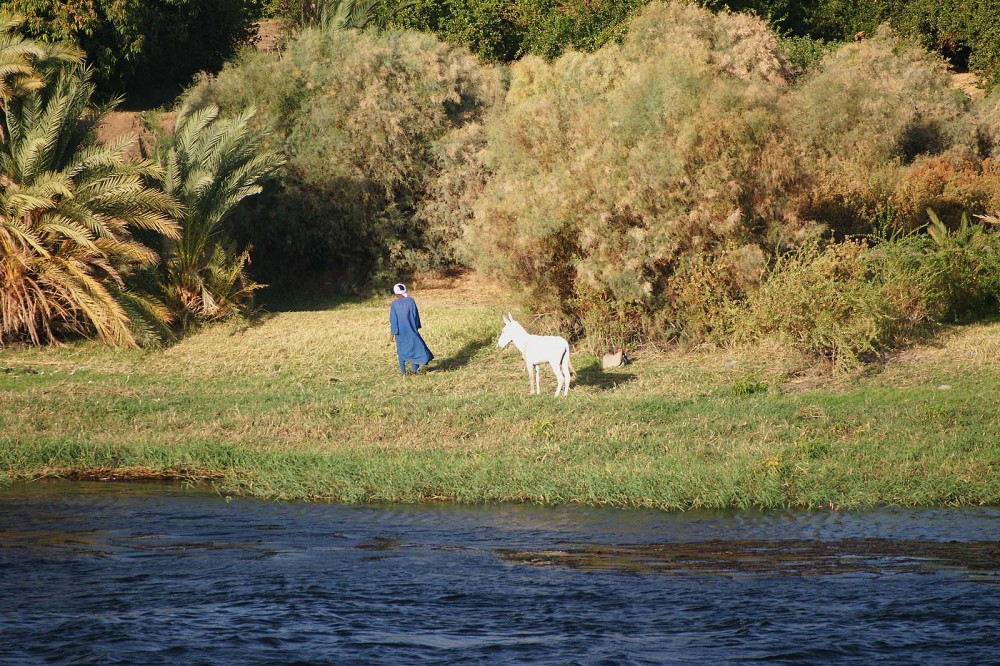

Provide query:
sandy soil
left=96, top=111, right=178, bottom=160
left=96, top=112, right=154, bottom=160
left=253, top=19, right=285, bottom=53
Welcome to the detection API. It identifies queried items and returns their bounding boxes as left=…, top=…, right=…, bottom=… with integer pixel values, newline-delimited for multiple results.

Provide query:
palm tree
left=156, top=102, right=283, bottom=327
left=0, top=12, right=82, bottom=124
left=318, top=0, right=415, bottom=30
left=0, top=64, right=180, bottom=347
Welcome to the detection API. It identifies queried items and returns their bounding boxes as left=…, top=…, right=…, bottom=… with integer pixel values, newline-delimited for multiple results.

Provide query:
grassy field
left=1, top=274, right=998, bottom=510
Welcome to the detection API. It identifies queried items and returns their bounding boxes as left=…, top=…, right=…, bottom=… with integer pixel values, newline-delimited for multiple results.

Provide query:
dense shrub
left=264, top=0, right=1000, bottom=88
left=509, top=0, right=647, bottom=60
left=5, top=0, right=261, bottom=95
left=680, top=2, right=1000, bottom=85
left=776, top=34, right=833, bottom=74
left=387, top=0, right=525, bottom=61
left=976, top=92, right=1000, bottom=157
left=460, top=2, right=810, bottom=339
left=731, top=240, right=893, bottom=370
left=160, top=0, right=1000, bottom=365
left=787, top=27, right=989, bottom=236
left=274, top=0, right=648, bottom=62
left=790, top=27, right=974, bottom=164
left=263, top=0, right=316, bottom=24
left=894, top=212, right=1000, bottom=324
left=182, top=26, right=502, bottom=285
left=452, top=2, right=1000, bottom=358
left=804, top=0, right=1000, bottom=86
left=732, top=218, right=1000, bottom=369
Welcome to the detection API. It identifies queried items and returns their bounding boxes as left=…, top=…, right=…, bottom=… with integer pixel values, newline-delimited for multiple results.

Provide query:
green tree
left=0, top=64, right=181, bottom=347
left=182, top=25, right=501, bottom=285
left=156, top=102, right=284, bottom=328
left=0, top=11, right=81, bottom=112
left=3, top=0, right=262, bottom=96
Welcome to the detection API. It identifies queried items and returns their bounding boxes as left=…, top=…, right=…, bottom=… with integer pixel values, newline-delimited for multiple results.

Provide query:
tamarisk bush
left=461, top=2, right=812, bottom=340
left=458, top=2, right=1000, bottom=361
left=184, top=25, right=502, bottom=284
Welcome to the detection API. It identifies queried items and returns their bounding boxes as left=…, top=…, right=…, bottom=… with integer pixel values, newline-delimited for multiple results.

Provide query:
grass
left=1, top=273, right=998, bottom=510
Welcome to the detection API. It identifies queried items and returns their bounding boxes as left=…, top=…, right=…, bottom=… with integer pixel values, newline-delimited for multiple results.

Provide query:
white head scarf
left=393, top=283, right=408, bottom=296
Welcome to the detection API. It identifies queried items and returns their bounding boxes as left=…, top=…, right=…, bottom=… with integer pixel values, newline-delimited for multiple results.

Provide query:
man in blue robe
left=389, top=283, right=434, bottom=375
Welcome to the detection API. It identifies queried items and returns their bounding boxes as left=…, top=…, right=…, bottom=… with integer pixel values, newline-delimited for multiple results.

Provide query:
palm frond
left=114, top=287, right=173, bottom=347
left=156, top=104, right=282, bottom=327
left=0, top=44, right=178, bottom=348
left=926, top=208, right=948, bottom=247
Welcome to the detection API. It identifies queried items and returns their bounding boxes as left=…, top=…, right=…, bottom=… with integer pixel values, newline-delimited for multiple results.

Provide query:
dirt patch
left=253, top=19, right=286, bottom=53
left=409, top=270, right=507, bottom=308
left=96, top=111, right=177, bottom=159
left=96, top=112, right=153, bottom=160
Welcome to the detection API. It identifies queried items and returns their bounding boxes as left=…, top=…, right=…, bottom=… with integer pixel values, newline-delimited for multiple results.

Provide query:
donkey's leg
left=535, top=365, right=541, bottom=394
left=561, top=353, right=571, bottom=395
left=525, top=362, right=535, bottom=394
left=549, top=360, right=563, bottom=397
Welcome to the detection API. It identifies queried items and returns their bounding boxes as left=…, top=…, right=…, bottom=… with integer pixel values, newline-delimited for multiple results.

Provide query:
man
left=389, top=283, right=433, bottom=376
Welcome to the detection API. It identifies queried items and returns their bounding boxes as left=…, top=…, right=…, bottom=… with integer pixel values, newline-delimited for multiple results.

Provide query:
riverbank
left=1, top=274, right=998, bottom=509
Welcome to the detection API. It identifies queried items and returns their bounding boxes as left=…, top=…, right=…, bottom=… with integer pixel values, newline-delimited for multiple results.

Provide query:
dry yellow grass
left=1, top=273, right=998, bottom=508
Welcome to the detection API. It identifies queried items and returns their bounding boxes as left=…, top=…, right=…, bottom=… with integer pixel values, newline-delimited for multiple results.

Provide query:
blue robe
left=390, top=296, right=433, bottom=371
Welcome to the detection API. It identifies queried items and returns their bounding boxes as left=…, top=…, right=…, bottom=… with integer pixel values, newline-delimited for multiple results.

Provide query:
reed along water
left=1, top=481, right=997, bottom=664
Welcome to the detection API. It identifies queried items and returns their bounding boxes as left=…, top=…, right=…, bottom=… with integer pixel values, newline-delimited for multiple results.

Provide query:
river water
left=1, top=481, right=997, bottom=664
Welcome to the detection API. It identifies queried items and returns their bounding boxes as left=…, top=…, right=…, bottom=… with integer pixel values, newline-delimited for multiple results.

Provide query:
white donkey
left=497, top=313, right=572, bottom=396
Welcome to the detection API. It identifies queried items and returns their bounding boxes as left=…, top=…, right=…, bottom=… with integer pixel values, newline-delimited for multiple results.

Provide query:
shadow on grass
left=853, top=316, right=1000, bottom=379
left=572, top=362, right=636, bottom=390
left=256, top=285, right=375, bottom=313
left=432, top=335, right=494, bottom=373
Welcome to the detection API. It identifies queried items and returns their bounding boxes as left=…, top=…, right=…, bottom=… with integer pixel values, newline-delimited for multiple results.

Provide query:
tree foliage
left=459, top=3, right=804, bottom=337
left=0, top=61, right=180, bottom=346
left=453, top=2, right=1000, bottom=357
left=0, top=11, right=77, bottom=107
left=3, top=0, right=262, bottom=95
left=183, top=24, right=502, bottom=285
left=155, top=102, right=284, bottom=327
left=268, top=0, right=1000, bottom=85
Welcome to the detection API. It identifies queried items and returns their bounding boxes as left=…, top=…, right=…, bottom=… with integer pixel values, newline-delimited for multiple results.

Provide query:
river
left=1, top=481, right=997, bottom=664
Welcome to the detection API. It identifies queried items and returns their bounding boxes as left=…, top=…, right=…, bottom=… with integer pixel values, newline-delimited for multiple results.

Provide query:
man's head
left=393, top=283, right=407, bottom=298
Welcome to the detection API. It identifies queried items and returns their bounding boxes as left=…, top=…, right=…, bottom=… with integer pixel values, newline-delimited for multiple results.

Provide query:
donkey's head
left=497, top=312, right=522, bottom=350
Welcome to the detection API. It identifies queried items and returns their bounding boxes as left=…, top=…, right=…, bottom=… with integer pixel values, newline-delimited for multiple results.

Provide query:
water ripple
left=0, top=481, right=997, bottom=664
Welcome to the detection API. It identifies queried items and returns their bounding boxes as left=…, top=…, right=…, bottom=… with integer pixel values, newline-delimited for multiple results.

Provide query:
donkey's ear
left=502, top=314, right=509, bottom=324
left=508, top=311, right=515, bottom=322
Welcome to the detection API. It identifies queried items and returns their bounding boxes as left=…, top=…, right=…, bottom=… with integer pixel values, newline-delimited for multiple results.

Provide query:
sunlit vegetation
left=259, top=1, right=1000, bottom=90
left=182, top=24, right=502, bottom=284
left=3, top=3, right=1000, bottom=509
left=452, top=4, right=1000, bottom=365
left=1, top=275, right=997, bottom=508
left=154, top=102, right=284, bottom=330
left=0, top=12, right=283, bottom=347
left=0, top=48, right=180, bottom=347
left=176, top=4, right=1000, bottom=369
